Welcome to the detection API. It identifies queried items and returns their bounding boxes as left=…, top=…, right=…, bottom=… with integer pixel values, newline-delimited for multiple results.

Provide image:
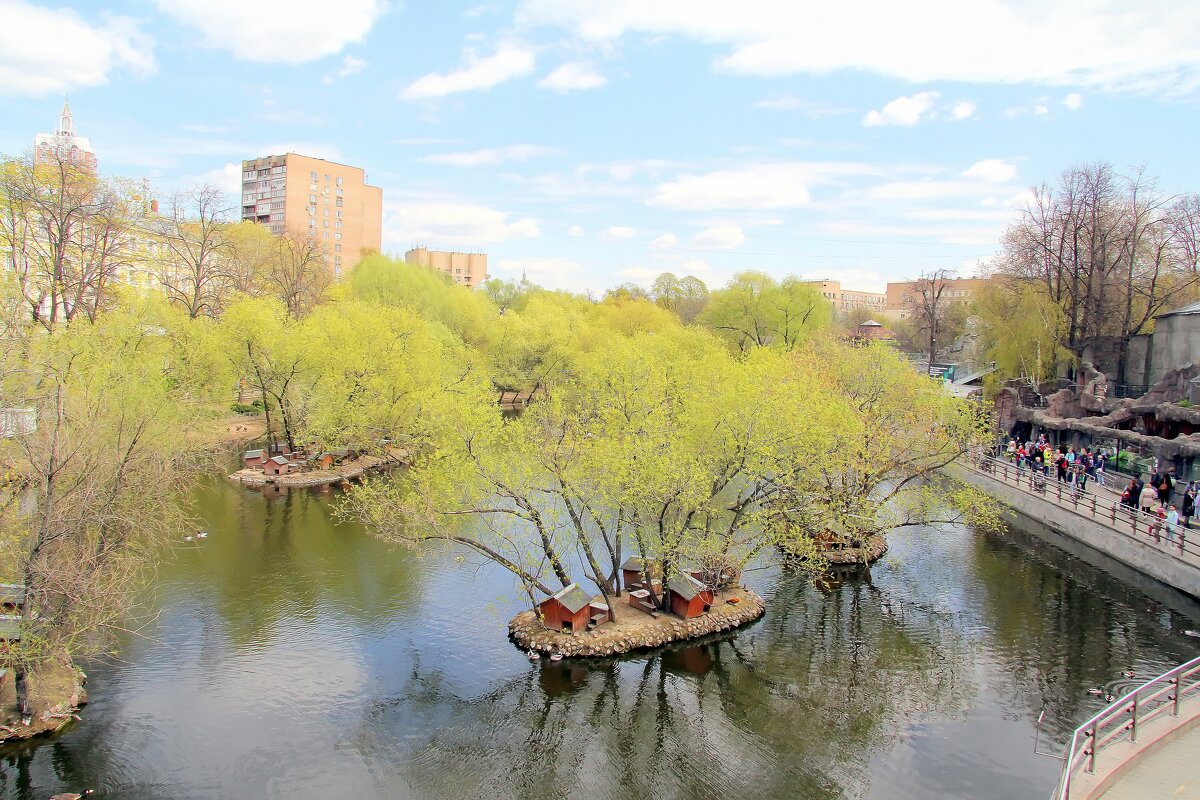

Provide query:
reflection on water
left=2, top=475, right=1198, bottom=799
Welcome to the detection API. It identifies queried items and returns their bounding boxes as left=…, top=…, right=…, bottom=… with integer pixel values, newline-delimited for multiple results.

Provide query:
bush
left=231, top=401, right=262, bottom=414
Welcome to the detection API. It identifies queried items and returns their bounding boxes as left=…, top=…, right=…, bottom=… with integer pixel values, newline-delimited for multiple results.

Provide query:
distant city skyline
left=2, top=1, right=1198, bottom=294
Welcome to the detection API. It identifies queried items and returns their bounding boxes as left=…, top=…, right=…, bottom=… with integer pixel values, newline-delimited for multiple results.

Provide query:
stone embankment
left=823, top=535, right=889, bottom=565
left=510, top=586, right=766, bottom=658
left=228, top=454, right=394, bottom=488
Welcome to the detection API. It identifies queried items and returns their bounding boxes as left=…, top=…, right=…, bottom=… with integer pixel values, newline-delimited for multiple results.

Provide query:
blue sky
left=2, top=0, right=1198, bottom=294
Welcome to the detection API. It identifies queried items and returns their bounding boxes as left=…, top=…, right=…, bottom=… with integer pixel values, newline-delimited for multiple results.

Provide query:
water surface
left=2, top=476, right=1197, bottom=799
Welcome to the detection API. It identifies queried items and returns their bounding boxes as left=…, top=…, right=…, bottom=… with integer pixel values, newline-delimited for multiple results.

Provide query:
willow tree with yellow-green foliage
left=341, top=276, right=996, bottom=620
left=0, top=289, right=231, bottom=721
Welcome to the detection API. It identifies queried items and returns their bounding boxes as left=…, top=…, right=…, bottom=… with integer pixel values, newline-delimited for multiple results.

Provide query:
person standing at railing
left=1095, top=451, right=1107, bottom=487
left=1151, top=504, right=1167, bottom=543
left=1183, top=483, right=1196, bottom=529
left=1166, top=505, right=1180, bottom=548
left=1157, top=469, right=1175, bottom=506
left=1140, top=482, right=1159, bottom=515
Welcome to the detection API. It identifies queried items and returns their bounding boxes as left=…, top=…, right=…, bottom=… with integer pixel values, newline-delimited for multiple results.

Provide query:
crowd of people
left=1000, top=435, right=1195, bottom=554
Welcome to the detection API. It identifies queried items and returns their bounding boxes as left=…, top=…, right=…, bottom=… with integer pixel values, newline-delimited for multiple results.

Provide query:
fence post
left=1131, top=695, right=1139, bottom=742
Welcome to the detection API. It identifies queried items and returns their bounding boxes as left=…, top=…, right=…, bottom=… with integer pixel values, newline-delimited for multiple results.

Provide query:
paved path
left=1098, top=725, right=1200, bottom=800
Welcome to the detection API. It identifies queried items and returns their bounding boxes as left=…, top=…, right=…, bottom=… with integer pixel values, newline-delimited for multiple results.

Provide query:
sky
left=1, top=0, right=1198, bottom=295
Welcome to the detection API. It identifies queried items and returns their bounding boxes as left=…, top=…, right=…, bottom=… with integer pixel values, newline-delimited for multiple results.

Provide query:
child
left=1151, top=505, right=1167, bottom=543
left=1166, top=505, right=1180, bottom=547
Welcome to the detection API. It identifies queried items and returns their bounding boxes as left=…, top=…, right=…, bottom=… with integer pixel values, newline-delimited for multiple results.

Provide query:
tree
left=0, top=151, right=140, bottom=328
left=901, top=269, right=956, bottom=365
left=651, top=272, right=709, bottom=323
left=0, top=295, right=217, bottom=717
left=265, top=230, right=330, bottom=317
left=700, top=271, right=831, bottom=352
left=994, top=163, right=1200, bottom=377
left=155, top=184, right=234, bottom=318
left=976, top=278, right=1071, bottom=384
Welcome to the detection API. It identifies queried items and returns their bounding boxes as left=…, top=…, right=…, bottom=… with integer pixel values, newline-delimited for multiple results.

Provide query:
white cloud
left=1034, top=104, right=1049, bottom=115
left=494, top=257, right=587, bottom=292
left=0, top=0, right=155, bottom=96
left=649, top=233, right=678, bottom=248
left=949, top=100, right=977, bottom=120
left=1063, top=92, right=1084, bottom=110
left=517, top=1, right=1200, bottom=93
left=863, top=92, right=940, bottom=127
left=383, top=201, right=540, bottom=247
left=184, top=162, right=242, bottom=198
left=422, top=144, right=558, bottom=166
left=649, top=162, right=874, bottom=210
left=961, top=158, right=1017, bottom=182
left=159, top=0, right=383, bottom=63
left=606, top=226, right=636, bottom=239
left=401, top=43, right=535, bottom=100
left=692, top=226, right=745, bottom=250
left=567, top=225, right=585, bottom=237
left=324, top=55, right=367, bottom=83
left=538, top=62, right=607, bottom=92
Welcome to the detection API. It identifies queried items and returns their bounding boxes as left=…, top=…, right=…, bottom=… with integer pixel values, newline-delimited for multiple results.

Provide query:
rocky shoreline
left=228, top=454, right=390, bottom=488
left=0, top=657, right=88, bottom=743
left=822, top=534, right=889, bottom=565
left=509, top=586, right=766, bottom=658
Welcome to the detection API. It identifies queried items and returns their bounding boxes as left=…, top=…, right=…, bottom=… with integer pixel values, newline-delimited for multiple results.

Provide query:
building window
left=323, top=220, right=328, bottom=227
left=323, top=208, right=329, bottom=217
left=324, top=174, right=330, bottom=182
left=335, top=221, right=342, bottom=229
left=336, top=210, right=343, bottom=218
left=272, top=165, right=285, bottom=175
left=309, top=194, right=317, bottom=203
left=336, top=188, right=343, bottom=197
left=335, top=244, right=342, bottom=252
left=324, top=198, right=329, bottom=206
left=323, top=232, right=329, bottom=239
left=310, top=171, right=318, bottom=181
left=334, top=233, right=342, bottom=240
left=336, top=199, right=343, bottom=207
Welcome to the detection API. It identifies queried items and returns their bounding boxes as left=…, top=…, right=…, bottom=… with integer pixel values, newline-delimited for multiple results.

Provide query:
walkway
left=1098, top=726, right=1200, bottom=799
left=961, top=456, right=1200, bottom=598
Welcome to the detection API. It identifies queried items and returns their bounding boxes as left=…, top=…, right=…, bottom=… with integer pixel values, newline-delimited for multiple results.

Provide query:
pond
left=1, top=474, right=1198, bottom=799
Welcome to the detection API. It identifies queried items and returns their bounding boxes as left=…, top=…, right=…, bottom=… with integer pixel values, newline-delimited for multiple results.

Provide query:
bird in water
left=1122, top=670, right=1136, bottom=678
left=1104, top=694, right=1116, bottom=703
left=196, top=531, right=208, bottom=539
left=183, top=535, right=194, bottom=542
left=527, top=650, right=539, bottom=661
left=50, top=791, right=93, bottom=800
left=1087, top=688, right=1104, bottom=695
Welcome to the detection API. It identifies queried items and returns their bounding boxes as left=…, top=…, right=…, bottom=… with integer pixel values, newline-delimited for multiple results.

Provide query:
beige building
left=34, top=101, right=97, bottom=172
left=404, top=247, right=489, bottom=288
left=803, top=280, right=887, bottom=315
left=240, top=153, right=382, bottom=277
left=885, top=277, right=989, bottom=320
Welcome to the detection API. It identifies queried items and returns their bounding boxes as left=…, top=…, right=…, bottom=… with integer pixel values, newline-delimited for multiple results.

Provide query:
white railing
left=1051, top=655, right=1200, bottom=799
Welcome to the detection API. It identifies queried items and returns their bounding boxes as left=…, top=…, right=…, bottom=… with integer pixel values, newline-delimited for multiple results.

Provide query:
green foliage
left=699, top=271, right=832, bottom=352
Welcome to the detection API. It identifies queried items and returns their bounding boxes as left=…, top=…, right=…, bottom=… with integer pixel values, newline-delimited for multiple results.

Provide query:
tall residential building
left=34, top=101, right=97, bottom=172
left=803, top=279, right=886, bottom=315
left=404, top=247, right=489, bottom=288
left=240, top=153, right=382, bottom=276
left=885, top=277, right=990, bottom=320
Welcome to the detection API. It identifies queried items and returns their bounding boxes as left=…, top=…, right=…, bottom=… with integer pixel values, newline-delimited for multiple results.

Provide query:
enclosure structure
left=243, top=449, right=266, bottom=469
left=621, top=557, right=660, bottom=592
left=668, top=575, right=714, bottom=619
left=537, top=584, right=592, bottom=633
left=264, top=456, right=291, bottom=477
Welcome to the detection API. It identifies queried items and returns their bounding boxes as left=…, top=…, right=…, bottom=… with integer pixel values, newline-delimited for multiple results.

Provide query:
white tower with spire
left=34, top=100, right=97, bottom=171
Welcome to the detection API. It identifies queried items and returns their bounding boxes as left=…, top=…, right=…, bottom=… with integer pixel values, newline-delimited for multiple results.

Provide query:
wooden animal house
left=243, top=449, right=266, bottom=469
left=263, top=455, right=291, bottom=477
left=313, top=453, right=336, bottom=469
left=621, top=556, right=660, bottom=592
left=668, top=574, right=714, bottom=619
left=0, top=615, right=19, bottom=641
left=538, top=583, right=592, bottom=633
left=0, top=583, right=25, bottom=615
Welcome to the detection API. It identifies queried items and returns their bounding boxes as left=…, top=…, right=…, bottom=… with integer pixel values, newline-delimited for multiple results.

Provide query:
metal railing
left=1050, top=655, right=1200, bottom=799
left=968, top=455, right=1200, bottom=566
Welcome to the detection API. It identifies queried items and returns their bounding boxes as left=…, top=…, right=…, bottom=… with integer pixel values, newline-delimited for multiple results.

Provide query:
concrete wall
left=1123, top=334, right=1151, bottom=385
left=955, top=466, right=1200, bottom=602
left=1150, top=314, right=1200, bottom=384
